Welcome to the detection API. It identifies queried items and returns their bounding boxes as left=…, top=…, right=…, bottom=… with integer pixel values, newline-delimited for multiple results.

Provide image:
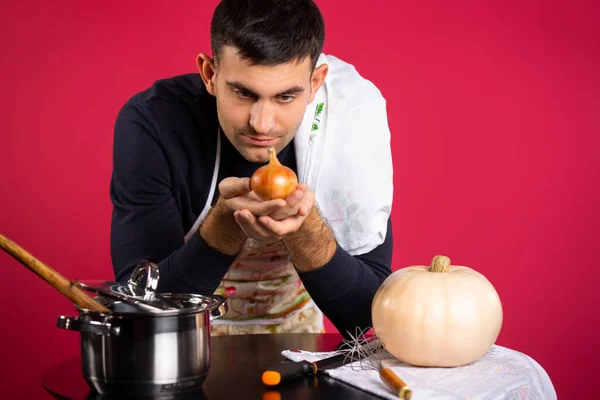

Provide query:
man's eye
left=235, top=89, right=252, bottom=99
left=278, top=95, right=295, bottom=103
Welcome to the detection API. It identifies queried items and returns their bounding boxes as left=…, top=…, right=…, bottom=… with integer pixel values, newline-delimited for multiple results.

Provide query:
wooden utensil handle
left=380, top=368, right=412, bottom=399
left=0, top=234, right=110, bottom=312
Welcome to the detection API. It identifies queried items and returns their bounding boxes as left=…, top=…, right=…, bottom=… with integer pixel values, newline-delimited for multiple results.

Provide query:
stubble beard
left=217, top=108, right=303, bottom=163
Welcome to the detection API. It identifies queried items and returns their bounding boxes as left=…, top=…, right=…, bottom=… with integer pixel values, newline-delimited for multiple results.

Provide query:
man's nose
left=249, top=101, right=275, bottom=135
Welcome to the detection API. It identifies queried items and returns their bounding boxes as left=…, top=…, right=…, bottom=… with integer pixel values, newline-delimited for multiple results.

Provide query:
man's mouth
left=241, top=133, right=279, bottom=146
left=247, top=135, right=272, bottom=141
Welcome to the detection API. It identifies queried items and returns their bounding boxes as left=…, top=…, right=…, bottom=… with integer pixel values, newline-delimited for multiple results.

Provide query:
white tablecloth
left=282, top=345, right=556, bottom=399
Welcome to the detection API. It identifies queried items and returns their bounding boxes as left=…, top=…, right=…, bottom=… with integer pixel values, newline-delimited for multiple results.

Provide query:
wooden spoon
left=0, top=233, right=110, bottom=312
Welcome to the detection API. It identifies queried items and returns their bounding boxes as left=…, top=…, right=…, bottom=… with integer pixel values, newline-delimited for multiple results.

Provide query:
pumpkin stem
left=430, top=255, right=451, bottom=272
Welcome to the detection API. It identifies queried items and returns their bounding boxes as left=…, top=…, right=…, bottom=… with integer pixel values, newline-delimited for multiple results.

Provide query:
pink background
left=1, top=0, right=598, bottom=398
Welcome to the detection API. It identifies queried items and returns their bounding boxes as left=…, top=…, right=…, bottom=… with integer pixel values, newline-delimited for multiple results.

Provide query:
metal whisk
left=342, top=328, right=413, bottom=400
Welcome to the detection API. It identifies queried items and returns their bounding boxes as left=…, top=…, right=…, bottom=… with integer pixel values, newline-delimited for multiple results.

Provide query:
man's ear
left=196, top=53, right=217, bottom=96
left=308, top=63, right=329, bottom=103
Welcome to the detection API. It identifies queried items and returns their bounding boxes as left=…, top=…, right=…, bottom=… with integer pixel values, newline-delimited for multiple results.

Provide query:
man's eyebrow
left=226, top=81, right=305, bottom=97
left=275, top=85, right=305, bottom=97
left=226, top=81, right=257, bottom=97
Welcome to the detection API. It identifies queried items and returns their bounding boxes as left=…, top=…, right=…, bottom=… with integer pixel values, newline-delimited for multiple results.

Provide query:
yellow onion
left=250, top=147, right=298, bottom=200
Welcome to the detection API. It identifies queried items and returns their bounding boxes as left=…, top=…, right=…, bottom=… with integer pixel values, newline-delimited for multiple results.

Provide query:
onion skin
left=250, top=148, right=298, bottom=200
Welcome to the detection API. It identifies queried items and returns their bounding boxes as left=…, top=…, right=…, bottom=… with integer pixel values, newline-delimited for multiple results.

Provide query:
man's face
left=199, top=46, right=327, bottom=163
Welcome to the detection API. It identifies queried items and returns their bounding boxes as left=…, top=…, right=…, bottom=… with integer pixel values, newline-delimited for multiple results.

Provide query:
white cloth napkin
left=282, top=345, right=557, bottom=400
left=294, top=54, right=394, bottom=256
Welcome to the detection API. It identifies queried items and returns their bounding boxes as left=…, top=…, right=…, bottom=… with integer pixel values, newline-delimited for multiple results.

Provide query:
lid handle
left=128, top=260, right=160, bottom=300
left=126, top=261, right=182, bottom=310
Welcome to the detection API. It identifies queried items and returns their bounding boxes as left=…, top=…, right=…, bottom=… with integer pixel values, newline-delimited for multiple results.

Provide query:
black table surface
left=42, top=333, right=381, bottom=400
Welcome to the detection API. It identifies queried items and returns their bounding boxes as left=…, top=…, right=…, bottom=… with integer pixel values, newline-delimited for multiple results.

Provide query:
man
left=110, top=0, right=394, bottom=337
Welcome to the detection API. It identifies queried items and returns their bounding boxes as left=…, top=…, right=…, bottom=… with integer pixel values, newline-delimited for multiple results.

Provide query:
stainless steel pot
left=56, top=262, right=227, bottom=396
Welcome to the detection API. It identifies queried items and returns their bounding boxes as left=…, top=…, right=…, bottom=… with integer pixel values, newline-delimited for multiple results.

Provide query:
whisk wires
left=341, top=327, right=413, bottom=399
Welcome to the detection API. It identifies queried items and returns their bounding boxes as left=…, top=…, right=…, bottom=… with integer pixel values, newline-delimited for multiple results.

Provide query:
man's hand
left=201, top=177, right=336, bottom=270
left=245, top=182, right=336, bottom=272
left=200, top=177, right=285, bottom=254
left=234, top=183, right=314, bottom=241
left=220, top=177, right=287, bottom=216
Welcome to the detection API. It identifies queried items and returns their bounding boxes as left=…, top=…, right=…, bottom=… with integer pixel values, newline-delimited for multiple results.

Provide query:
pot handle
left=210, top=296, right=228, bottom=321
left=56, top=316, right=120, bottom=336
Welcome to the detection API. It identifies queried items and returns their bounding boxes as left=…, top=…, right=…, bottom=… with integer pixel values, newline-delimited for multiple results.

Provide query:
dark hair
left=210, top=0, right=325, bottom=69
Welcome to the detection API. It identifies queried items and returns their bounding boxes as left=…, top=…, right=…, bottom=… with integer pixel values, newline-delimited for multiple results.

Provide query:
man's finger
left=268, top=185, right=307, bottom=221
left=259, top=214, right=304, bottom=236
left=234, top=210, right=257, bottom=238
left=236, top=210, right=278, bottom=239
left=298, top=202, right=311, bottom=216
left=219, top=177, right=251, bottom=199
left=285, top=187, right=306, bottom=207
left=226, top=196, right=286, bottom=215
left=249, top=199, right=288, bottom=216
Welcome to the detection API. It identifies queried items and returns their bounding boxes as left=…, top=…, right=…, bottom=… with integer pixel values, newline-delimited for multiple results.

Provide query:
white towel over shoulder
left=294, top=54, right=394, bottom=255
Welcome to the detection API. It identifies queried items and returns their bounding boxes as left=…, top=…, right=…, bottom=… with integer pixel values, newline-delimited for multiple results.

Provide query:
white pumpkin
left=372, top=255, right=503, bottom=367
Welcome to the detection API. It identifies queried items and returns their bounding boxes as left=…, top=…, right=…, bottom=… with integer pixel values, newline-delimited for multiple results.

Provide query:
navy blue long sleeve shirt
left=109, top=74, right=393, bottom=336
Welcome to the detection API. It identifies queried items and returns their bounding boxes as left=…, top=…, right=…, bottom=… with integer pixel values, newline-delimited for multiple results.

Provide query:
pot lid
left=74, top=261, right=211, bottom=312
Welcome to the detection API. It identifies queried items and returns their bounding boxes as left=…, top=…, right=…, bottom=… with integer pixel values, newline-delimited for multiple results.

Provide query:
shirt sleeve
left=109, top=102, right=233, bottom=294
left=298, top=218, right=393, bottom=337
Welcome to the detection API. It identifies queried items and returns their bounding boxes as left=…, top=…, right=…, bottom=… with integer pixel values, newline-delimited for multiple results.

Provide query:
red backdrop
left=1, top=1, right=598, bottom=398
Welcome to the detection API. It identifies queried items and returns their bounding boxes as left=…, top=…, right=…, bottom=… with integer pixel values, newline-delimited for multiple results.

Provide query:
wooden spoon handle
left=380, top=368, right=412, bottom=399
left=0, top=234, right=110, bottom=312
